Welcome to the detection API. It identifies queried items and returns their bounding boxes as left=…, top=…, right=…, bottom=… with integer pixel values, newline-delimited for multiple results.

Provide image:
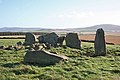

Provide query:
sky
left=0, top=0, right=120, bottom=29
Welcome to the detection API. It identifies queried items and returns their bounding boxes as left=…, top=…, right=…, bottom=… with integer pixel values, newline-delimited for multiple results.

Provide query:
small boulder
left=0, top=46, right=4, bottom=49
left=14, top=46, right=23, bottom=51
left=16, top=41, right=23, bottom=46
left=5, top=45, right=14, bottom=50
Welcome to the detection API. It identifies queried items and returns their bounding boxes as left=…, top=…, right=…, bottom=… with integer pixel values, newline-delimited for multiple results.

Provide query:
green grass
left=0, top=39, right=24, bottom=46
left=0, top=39, right=120, bottom=80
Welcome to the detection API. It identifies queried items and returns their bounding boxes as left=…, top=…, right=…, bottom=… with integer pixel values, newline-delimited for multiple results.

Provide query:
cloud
left=58, top=11, right=95, bottom=18
left=44, top=10, right=120, bottom=29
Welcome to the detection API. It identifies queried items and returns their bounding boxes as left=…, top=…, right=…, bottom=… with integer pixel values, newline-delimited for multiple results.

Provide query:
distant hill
left=0, top=24, right=120, bottom=32
left=0, top=27, right=47, bottom=32
left=73, top=24, right=120, bottom=32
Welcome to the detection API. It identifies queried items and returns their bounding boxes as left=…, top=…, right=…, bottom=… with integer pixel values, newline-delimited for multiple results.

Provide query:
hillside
left=0, top=27, right=47, bottom=32
left=74, top=24, right=120, bottom=32
left=0, top=24, right=120, bottom=32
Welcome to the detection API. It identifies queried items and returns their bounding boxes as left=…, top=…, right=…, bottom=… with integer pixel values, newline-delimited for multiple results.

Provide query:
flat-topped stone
left=24, top=50, right=68, bottom=65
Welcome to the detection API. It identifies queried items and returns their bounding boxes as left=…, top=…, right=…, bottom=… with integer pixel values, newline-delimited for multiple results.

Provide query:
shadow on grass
left=101, top=69, right=120, bottom=74
left=22, top=61, right=56, bottom=67
left=2, top=61, right=59, bottom=68
left=2, top=62, right=21, bottom=68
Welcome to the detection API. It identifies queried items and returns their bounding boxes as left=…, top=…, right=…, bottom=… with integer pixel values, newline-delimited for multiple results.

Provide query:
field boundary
left=0, top=37, right=115, bottom=45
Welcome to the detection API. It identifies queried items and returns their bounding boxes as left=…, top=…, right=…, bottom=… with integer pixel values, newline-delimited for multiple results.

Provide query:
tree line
left=0, top=32, right=47, bottom=36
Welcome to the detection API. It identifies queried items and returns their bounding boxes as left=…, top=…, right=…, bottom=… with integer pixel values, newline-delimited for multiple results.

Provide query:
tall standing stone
left=38, top=32, right=58, bottom=47
left=94, top=28, right=106, bottom=56
left=65, top=33, right=81, bottom=49
left=25, top=32, right=36, bottom=46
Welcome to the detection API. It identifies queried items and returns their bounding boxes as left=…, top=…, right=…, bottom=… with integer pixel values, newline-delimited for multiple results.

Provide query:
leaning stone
left=65, top=33, right=81, bottom=49
left=24, top=32, right=36, bottom=46
left=94, top=28, right=106, bottom=56
left=24, top=50, right=68, bottom=65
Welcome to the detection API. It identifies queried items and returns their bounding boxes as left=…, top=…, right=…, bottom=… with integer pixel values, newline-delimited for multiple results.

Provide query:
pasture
left=0, top=39, right=120, bottom=80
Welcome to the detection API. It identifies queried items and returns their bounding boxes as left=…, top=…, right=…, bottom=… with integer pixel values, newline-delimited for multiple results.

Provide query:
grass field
left=0, top=39, right=120, bottom=80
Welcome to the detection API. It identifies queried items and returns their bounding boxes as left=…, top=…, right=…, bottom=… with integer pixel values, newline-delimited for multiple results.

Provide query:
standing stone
left=38, top=32, right=58, bottom=47
left=94, top=28, right=106, bottom=56
left=65, top=33, right=81, bottom=49
left=38, top=35, right=45, bottom=43
left=25, top=32, right=36, bottom=46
